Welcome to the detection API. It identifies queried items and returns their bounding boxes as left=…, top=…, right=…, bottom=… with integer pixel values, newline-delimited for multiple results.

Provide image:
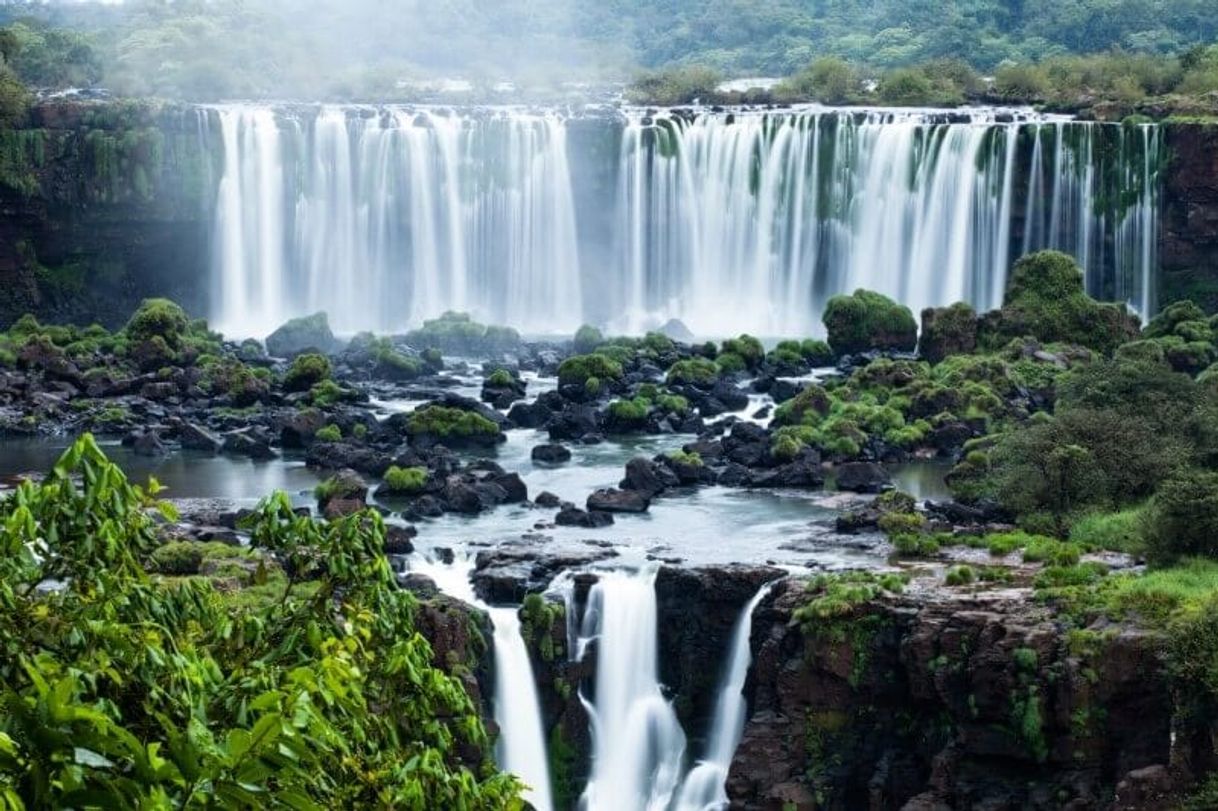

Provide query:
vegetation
left=283, top=352, right=333, bottom=392
left=0, top=435, right=520, bottom=808
left=381, top=465, right=429, bottom=495
left=823, top=290, right=917, bottom=358
left=406, top=406, right=500, bottom=440
left=557, top=354, right=623, bottom=388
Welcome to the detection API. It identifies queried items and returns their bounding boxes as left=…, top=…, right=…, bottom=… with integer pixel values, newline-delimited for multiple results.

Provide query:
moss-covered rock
left=265, top=312, right=340, bottom=357
left=125, top=298, right=189, bottom=349
left=919, top=302, right=978, bottom=363
left=977, top=251, right=1140, bottom=355
left=283, top=352, right=332, bottom=392
left=823, top=289, right=917, bottom=357
left=557, top=354, right=623, bottom=387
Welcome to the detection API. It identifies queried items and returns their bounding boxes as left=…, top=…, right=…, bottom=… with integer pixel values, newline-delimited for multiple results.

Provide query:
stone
left=535, top=491, right=562, bottom=508
left=587, top=488, right=649, bottom=513
left=835, top=461, right=891, bottom=493
left=622, top=456, right=678, bottom=498
left=265, top=312, right=341, bottom=357
left=222, top=428, right=277, bottom=460
left=532, top=443, right=572, bottom=464
left=384, top=524, right=417, bottom=555
left=133, top=430, right=167, bottom=457
left=555, top=506, right=614, bottom=528
left=179, top=422, right=223, bottom=454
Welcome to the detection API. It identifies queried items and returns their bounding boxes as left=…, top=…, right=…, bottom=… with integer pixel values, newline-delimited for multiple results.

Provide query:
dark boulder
left=532, top=443, right=572, bottom=464
left=222, top=428, right=277, bottom=460
left=622, top=456, right=679, bottom=498
left=587, top=488, right=650, bottom=513
left=835, top=461, right=891, bottom=493
left=179, top=422, right=223, bottom=454
left=265, top=312, right=341, bottom=357
left=556, top=506, right=614, bottom=528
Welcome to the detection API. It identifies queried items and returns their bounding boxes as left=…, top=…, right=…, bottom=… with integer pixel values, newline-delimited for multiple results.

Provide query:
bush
left=772, top=384, right=831, bottom=427
left=666, top=357, right=720, bottom=386
left=607, top=396, right=651, bottom=423
left=977, top=251, right=1139, bottom=354
left=945, top=565, right=976, bottom=586
left=573, top=324, right=603, bottom=354
left=1142, top=470, right=1218, bottom=564
left=774, top=57, right=859, bottom=104
left=315, top=423, right=342, bottom=443
left=716, top=351, right=747, bottom=374
left=125, top=298, right=189, bottom=349
left=822, top=289, right=917, bottom=357
left=150, top=541, right=206, bottom=575
left=626, top=64, right=722, bottom=105
left=666, top=450, right=704, bottom=467
left=558, top=354, right=623, bottom=387
left=487, top=368, right=515, bottom=387
left=406, top=406, right=500, bottom=439
left=382, top=465, right=428, bottom=494
left=919, top=302, right=978, bottom=363
left=721, top=335, right=764, bottom=368
left=1069, top=508, right=1144, bottom=554
left=284, top=352, right=333, bottom=392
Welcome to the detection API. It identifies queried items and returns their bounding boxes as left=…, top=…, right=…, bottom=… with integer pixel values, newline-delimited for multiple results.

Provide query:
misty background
left=0, top=0, right=1216, bottom=100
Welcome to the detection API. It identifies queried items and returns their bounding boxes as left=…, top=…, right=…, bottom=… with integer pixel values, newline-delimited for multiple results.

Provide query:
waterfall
left=672, top=581, right=777, bottom=811
left=204, top=105, right=1163, bottom=338
left=408, top=554, right=554, bottom=811
left=490, top=607, right=556, bottom=811
left=578, top=567, right=687, bottom=811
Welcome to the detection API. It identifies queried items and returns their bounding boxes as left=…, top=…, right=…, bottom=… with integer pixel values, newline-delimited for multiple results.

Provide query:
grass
left=1069, top=507, right=1145, bottom=554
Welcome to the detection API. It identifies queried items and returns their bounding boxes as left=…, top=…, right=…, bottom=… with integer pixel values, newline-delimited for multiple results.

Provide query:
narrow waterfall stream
left=409, top=554, right=554, bottom=811
left=672, top=581, right=778, bottom=811
left=577, top=567, right=688, bottom=810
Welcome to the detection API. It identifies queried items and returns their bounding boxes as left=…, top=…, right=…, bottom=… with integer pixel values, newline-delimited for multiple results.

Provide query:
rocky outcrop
left=1161, top=123, right=1218, bottom=313
left=727, top=582, right=1175, bottom=811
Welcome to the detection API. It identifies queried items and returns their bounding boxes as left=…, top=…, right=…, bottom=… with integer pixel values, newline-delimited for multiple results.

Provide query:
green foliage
left=0, top=435, right=520, bottom=808
left=978, top=251, right=1140, bottom=354
left=822, top=289, right=917, bottom=357
left=406, top=406, right=500, bottom=439
left=487, top=368, right=515, bottom=387
left=607, top=396, right=651, bottom=424
left=1069, top=508, right=1145, bottom=554
left=557, top=354, right=623, bottom=387
left=774, top=57, right=859, bottom=103
left=284, top=353, right=333, bottom=392
left=1141, top=470, right=1218, bottom=564
left=124, top=297, right=189, bottom=349
left=404, top=311, right=519, bottom=354
left=665, top=357, right=719, bottom=386
left=666, top=450, right=703, bottom=467
left=573, top=324, right=603, bottom=354
left=945, top=565, right=976, bottom=586
left=720, top=335, right=764, bottom=368
left=381, top=465, right=428, bottom=494
left=314, top=423, right=342, bottom=443
left=792, top=571, right=905, bottom=634
left=626, top=65, right=722, bottom=104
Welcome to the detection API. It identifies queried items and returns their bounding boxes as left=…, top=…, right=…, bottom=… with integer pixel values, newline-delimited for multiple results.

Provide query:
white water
left=204, top=105, right=1163, bottom=338
left=578, top=567, right=687, bottom=811
left=409, top=554, right=554, bottom=811
left=672, top=581, right=777, bottom=811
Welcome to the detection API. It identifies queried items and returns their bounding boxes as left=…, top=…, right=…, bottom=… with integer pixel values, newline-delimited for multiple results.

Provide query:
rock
left=493, top=472, right=528, bottom=504
left=317, top=468, right=367, bottom=518
left=384, top=524, right=417, bottom=555
left=222, top=428, right=277, bottom=460
left=535, top=491, right=562, bottom=508
left=622, top=456, right=678, bottom=498
left=265, top=312, right=341, bottom=357
left=919, top=302, right=978, bottom=363
left=442, top=477, right=486, bottom=515
left=555, top=506, right=614, bottom=528
left=279, top=409, right=327, bottom=448
left=508, top=399, right=551, bottom=429
left=835, top=461, right=891, bottom=493
left=587, top=488, right=649, bottom=513
left=133, top=430, right=167, bottom=457
left=658, top=318, right=695, bottom=342
left=305, top=442, right=392, bottom=476
left=179, top=422, right=223, bottom=454
left=1112, top=765, right=1174, bottom=810
left=403, top=494, right=445, bottom=520
left=546, top=404, right=599, bottom=442
left=747, top=458, right=823, bottom=488
left=471, top=546, right=619, bottom=602
left=532, top=443, right=572, bottom=464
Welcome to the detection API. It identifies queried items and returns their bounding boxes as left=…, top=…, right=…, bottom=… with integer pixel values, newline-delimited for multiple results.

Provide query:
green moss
left=573, top=324, right=604, bottom=354
left=666, top=450, right=703, bottom=467
left=945, top=565, right=976, bottom=586
left=315, top=423, right=342, bottom=443
left=558, top=354, right=623, bottom=387
left=406, top=406, right=499, bottom=439
left=665, top=357, right=719, bottom=385
left=486, top=368, right=515, bottom=387
left=607, top=396, right=651, bottom=423
left=382, top=465, right=428, bottom=494
left=125, top=297, right=189, bottom=349
left=822, top=289, right=917, bottom=357
left=284, top=352, right=333, bottom=392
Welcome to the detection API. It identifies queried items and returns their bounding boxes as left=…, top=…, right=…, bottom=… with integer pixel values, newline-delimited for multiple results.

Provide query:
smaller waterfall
left=578, top=567, right=687, bottom=811
left=408, top=553, right=554, bottom=811
left=490, top=607, right=555, bottom=811
left=673, top=581, right=777, bottom=811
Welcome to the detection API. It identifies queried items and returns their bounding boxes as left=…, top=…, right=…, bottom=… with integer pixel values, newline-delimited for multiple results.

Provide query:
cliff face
left=0, top=101, right=214, bottom=327
left=727, top=581, right=1178, bottom=811
left=1160, top=122, right=1218, bottom=312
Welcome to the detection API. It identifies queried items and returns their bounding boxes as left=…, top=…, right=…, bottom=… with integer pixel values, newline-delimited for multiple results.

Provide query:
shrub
left=945, top=565, right=976, bottom=586
left=716, top=351, right=747, bottom=374
left=1023, top=537, right=1082, bottom=566
left=822, top=289, right=917, bottom=357
left=799, top=339, right=834, bottom=366
left=558, top=354, right=623, bottom=387
left=666, top=357, right=720, bottom=386
left=315, top=423, right=342, bottom=443
left=407, top=406, right=500, bottom=439
left=574, top=324, right=604, bottom=354
left=772, top=384, right=831, bottom=427
left=487, top=368, right=515, bottom=387
left=1142, top=470, right=1218, bottom=564
left=284, top=352, right=332, bottom=392
left=774, top=57, right=859, bottom=104
left=382, top=465, right=428, bottom=494
left=125, top=298, right=189, bottom=348
left=607, top=396, right=651, bottom=423
left=666, top=450, right=703, bottom=467
left=626, top=64, right=722, bottom=105
left=721, top=335, right=764, bottom=368
left=150, top=541, right=205, bottom=575
left=977, top=251, right=1139, bottom=354
left=1069, top=508, right=1144, bottom=554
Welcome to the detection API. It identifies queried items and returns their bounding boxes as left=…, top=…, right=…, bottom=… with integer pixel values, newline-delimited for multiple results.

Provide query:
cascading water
left=204, top=104, right=1164, bottom=339
left=577, top=567, right=687, bottom=811
left=408, top=554, right=554, bottom=811
left=672, top=581, right=777, bottom=811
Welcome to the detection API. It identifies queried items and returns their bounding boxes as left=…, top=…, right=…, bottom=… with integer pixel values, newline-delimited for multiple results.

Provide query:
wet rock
left=317, top=468, right=367, bottom=518
left=222, top=428, right=277, bottom=460
left=403, top=494, right=445, bottom=520
left=493, top=472, right=528, bottom=503
left=471, top=546, right=619, bottom=602
left=265, top=312, right=341, bottom=357
left=747, top=458, right=823, bottom=488
left=658, top=318, right=695, bottom=342
left=305, top=441, right=392, bottom=476
left=384, top=524, right=417, bottom=555
left=555, top=506, right=614, bottom=528
left=532, top=443, right=572, bottom=464
left=835, top=461, right=891, bottom=493
left=546, top=404, right=599, bottom=441
left=507, top=399, right=551, bottom=429
left=587, top=487, right=649, bottom=513
left=132, top=429, right=167, bottom=457
left=442, top=477, right=486, bottom=515
left=622, top=456, right=678, bottom=498
left=535, top=491, right=562, bottom=508
left=279, top=408, right=327, bottom=448
left=179, top=422, right=223, bottom=454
